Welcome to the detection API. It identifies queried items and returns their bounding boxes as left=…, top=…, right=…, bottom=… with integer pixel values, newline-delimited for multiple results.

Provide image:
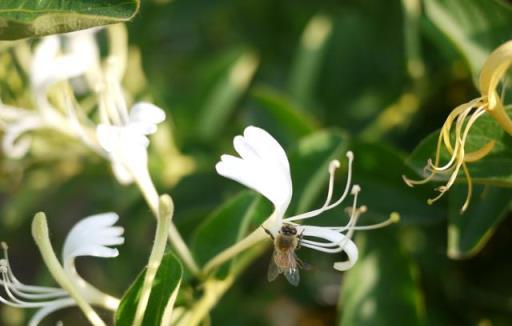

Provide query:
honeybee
left=263, top=223, right=306, bottom=286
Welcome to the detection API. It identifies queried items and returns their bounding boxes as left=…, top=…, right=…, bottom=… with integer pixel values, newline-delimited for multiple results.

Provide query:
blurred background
left=1, top=0, right=512, bottom=325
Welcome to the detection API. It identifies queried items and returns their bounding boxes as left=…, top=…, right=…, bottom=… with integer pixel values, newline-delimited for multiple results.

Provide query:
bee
left=263, top=223, right=306, bottom=286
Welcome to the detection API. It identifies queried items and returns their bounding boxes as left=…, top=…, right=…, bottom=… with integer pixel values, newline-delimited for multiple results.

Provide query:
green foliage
left=115, top=252, right=183, bottom=326
left=0, top=0, right=139, bottom=40
left=191, top=191, right=270, bottom=275
left=425, top=0, right=512, bottom=79
left=340, top=227, right=425, bottom=326
left=287, top=129, right=349, bottom=214
left=352, top=141, right=444, bottom=223
left=448, top=185, right=512, bottom=259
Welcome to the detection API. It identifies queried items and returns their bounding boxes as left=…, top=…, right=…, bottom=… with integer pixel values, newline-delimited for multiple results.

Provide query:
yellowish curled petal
left=479, top=40, right=512, bottom=110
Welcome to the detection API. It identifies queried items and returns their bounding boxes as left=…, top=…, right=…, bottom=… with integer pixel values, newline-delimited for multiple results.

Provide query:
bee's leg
left=295, top=254, right=312, bottom=271
left=262, top=226, right=274, bottom=240
left=296, top=228, right=305, bottom=250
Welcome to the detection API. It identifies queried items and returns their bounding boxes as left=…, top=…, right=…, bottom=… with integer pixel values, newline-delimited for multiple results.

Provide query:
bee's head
left=280, top=223, right=297, bottom=236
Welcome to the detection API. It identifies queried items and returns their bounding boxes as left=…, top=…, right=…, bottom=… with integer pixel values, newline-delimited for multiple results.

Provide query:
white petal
left=216, top=126, right=292, bottom=214
left=96, top=124, right=120, bottom=153
left=31, top=32, right=96, bottom=92
left=111, top=161, right=135, bottom=185
left=28, top=298, right=75, bottom=326
left=243, top=126, right=290, bottom=173
left=216, top=154, right=291, bottom=212
left=129, top=102, right=166, bottom=134
left=300, top=226, right=358, bottom=271
left=2, top=117, right=45, bottom=159
left=62, top=213, right=124, bottom=270
left=31, top=36, right=60, bottom=90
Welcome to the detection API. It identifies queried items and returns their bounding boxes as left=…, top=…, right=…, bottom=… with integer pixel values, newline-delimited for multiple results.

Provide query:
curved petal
left=129, top=102, right=166, bottom=134
left=216, top=126, right=292, bottom=214
left=28, top=298, right=75, bottom=326
left=31, top=36, right=60, bottom=91
left=112, top=161, right=135, bottom=185
left=243, top=126, right=290, bottom=173
left=299, top=226, right=358, bottom=271
left=216, top=153, right=291, bottom=213
left=2, top=117, right=45, bottom=159
left=31, top=32, right=96, bottom=93
left=62, top=213, right=124, bottom=272
left=96, top=124, right=120, bottom=153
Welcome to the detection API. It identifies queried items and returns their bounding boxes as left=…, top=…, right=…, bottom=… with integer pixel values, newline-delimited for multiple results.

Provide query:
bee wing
left=284, top=267, right=300, bottom=286
left=267, top=251, right=281, bottom=282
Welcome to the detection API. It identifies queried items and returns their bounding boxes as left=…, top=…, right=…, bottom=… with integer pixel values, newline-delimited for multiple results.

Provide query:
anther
left=329, top=160, right=340, bottom=172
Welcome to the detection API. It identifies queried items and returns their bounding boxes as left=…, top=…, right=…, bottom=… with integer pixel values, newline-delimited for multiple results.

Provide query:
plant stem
left=133, top=195, right=174, bottom=326
left=31, top=213, right=106, bottom=326
left=202, top=225, right=267, bottom=275
left=134, top=170, right=200, bottom=276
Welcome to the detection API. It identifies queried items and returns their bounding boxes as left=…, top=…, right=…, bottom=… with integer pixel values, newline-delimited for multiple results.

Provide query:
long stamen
left=1, top=243, right=65, bottom=296
left=402, top=99, right=484, bottom=187
left=300, top=185, right=365, bottom=252
left=286, top=151, right=353, bottom=222
left=427, top=106, right=487, bottom=206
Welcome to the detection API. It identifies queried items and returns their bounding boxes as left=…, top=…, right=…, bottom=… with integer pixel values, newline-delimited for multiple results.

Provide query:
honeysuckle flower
left=96, top=60, right=166, bottom=185
left=403, top=40, right=512, bottom=213
left=0, top=28, right=101, bottom=159
left=30, top=29, right=100, bottom=99
left=216, top=126, right=397, bottom=272
left=0, top=213, right=123, bottom=326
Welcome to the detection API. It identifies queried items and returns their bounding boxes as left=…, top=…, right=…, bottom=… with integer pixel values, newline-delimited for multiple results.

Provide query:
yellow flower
left=403, top=40, right=512, bottom=213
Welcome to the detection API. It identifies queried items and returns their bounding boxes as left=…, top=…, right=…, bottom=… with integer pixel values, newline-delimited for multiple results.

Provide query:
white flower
left=216, top=126, right=397, bottom=272
left=97, top=101, right=166, bottom=185
left=95, top=56, right=166, bottom=185
left=0, top=213, right=123, bottom=326
left=0, top=28, right=101, bottom=159
left=31, top=29, right=100, bottom=97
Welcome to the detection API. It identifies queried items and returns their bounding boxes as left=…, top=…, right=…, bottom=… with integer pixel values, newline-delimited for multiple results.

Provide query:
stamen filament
left=286, top=151, right=353, bottom=222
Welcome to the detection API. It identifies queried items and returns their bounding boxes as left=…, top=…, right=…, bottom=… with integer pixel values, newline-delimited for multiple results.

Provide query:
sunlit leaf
left=0, top=0, right=140, bottom=40
left=424, top=0, right=512, bottom=78
left=197, top=51, right=259, bottom=140
left=251, top=85, right=318, bottom=139
left=340, top=227, right=425, bottom=326
left=115, top=252, right=183, bottom=326
left=288, top=14, right=332, bottom=106
left=448, top=185, right=511, bottom=259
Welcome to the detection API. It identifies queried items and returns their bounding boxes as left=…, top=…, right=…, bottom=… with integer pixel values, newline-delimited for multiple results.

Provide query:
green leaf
left=197, top=51, right=259, bottom=140
left=448, top=185, right=511, bottom=259
left=288, top=14, right=332, bottom=106
left=406, top=108, right=512, bottom=187
left=251, top=85, right=318, bottom=139
left=287, top=129, right=349, bottom=214
left=0, top=1, right=140, bottom=40
left=191, top=191, right=271, bottom=275
left=115, top=252, right=183, bottom=326
left=424, top=0, right=512, bottom=78
left=340, top=227, right=425, bottom=326
left=352, top=141, right=445, bottom=223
